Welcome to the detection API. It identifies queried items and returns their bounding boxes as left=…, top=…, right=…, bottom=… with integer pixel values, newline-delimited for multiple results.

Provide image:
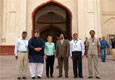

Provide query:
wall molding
left=102, top=11, right=115, bottom=15
left=104, top=17, right=115, bottom=23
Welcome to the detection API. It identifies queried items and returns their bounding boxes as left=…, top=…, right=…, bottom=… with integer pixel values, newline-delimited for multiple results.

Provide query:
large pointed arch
left=32, top=0, right=72, bottom=38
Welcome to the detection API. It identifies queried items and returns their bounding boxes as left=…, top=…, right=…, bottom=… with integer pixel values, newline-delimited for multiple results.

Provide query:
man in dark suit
left=56, top=33, right=70, bottom=78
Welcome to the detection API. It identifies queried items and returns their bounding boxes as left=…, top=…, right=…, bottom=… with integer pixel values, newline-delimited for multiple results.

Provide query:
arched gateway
left=32, top=1, right=72, bottom=42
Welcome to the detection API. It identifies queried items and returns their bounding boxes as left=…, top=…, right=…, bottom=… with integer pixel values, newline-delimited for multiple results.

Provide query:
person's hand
left=44, top=55, right=47, bottom=60
left=65, top=55, right=68, bottom=58
left=56, top=56, right=58, bottom=58
left=34, top=48, right=39, bottom=51
left=37, top=48, right=42, bottom=51
left=15, top=56, right=18, bottom=60
left=34, top=48, right=42, bottom=51
left=70, top=56, right=72, bottom=59
left=86, top=54, right=88, bottom=58
left=101, top=46, right=104, bottom=48
left=82, top=56, right=84, bottom=58
left=98, top=53, right=100, bottom=58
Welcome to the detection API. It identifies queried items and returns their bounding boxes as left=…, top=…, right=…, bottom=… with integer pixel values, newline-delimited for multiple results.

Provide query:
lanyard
left=74, top=40, right=78, bottom=44
left=74, top=40, right=78, bottom=48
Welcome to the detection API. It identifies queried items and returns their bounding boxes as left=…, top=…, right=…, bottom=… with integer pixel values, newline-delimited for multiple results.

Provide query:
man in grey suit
left=56, top=33, right=70, bottom=78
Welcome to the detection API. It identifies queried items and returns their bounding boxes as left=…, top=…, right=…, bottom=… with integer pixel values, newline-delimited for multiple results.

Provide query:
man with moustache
left=86, top=30, right=100, bottom=79
left=56, top=33, right=70, bottom=78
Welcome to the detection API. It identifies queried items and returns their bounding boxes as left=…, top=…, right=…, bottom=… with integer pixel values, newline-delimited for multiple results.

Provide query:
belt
left=19, top=51, right=28, bottom=53
left=72, top=51, right=82, bottom=53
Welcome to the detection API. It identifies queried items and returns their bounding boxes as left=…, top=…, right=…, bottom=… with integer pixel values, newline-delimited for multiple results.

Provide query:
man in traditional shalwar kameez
left=28, top=31, right=45, bottom=79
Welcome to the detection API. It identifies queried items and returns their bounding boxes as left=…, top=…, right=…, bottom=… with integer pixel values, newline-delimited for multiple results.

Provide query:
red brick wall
left=0, top=45, right=14, bottom=55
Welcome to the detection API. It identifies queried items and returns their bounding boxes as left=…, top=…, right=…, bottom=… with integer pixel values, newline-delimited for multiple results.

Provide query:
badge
left=92, top=43, right=95, bottom=45
left=74, top=45, right=77, bottom=48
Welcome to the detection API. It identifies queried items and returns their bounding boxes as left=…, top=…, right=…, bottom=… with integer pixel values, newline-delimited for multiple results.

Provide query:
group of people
left=15, top=30, right=104, bottom=79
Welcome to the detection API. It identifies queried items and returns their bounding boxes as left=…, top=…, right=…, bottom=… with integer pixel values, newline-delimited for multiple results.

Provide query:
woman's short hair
left=47, top=36, right=52, bottom=40
left=35, top=30, right=40, bottom=33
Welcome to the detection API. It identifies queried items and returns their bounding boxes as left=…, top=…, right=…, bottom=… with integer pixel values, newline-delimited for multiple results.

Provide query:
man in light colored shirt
left=86, top=30, right=100, bottom=79
left=70, top=33, right=85, bottom=78
left=14, top=31, right=28, bottom=80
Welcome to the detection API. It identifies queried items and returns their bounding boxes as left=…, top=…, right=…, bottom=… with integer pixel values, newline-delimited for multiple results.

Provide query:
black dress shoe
left=47, top=76, right=49, bottom=78
left=96, top=76, right=100, bottom=79
left=57, top=75, right=62, bottom=78
left=32, top=77, right=36, bottom=79
left=51, top=75, right=54, bottom=78
left=79, top=76, right=83, bottom=78
left=88, top=76, right=93, bottom=78
left=37, top=76, right=41, bottom=79
left=74, top=76, right=78, bottom=78
left=22, top=77, right=27, bottom=79
left=65, top=76, right=69, bottom=78
left=17, top=77, right=21, bottom=80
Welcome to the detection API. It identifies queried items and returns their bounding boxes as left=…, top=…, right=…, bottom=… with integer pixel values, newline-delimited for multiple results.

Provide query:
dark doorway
left=40, top=27, right=62, bottom=42
left=32, top=2, right=72, bottom=42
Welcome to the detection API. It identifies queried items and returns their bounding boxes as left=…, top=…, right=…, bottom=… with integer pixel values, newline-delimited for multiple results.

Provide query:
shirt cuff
left=82, top=50, right=85, bottom=56
left=15, top=53, right=18, bottom=56
left=70, top=52, right=72, bottom=56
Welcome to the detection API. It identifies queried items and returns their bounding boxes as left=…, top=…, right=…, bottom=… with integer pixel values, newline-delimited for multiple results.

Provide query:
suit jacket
left=56, top=39, right=70, bottom=58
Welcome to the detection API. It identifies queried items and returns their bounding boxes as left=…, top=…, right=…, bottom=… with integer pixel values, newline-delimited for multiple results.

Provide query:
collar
left=34, top=37, right=40, bottom=39
left=102, top=40, right=106, bottom=42
left=48, top=42, right=52, bottom=44
left=90, top=37, right=96, bottom=40
left=20, top=37, right=26, bottom=40
left=60, top=39, right=64, bottom=41
left=73, top=39, right=79, bottom=41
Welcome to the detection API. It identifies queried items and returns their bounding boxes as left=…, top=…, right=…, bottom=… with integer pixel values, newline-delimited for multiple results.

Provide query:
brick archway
left=32, top=0, right=72, bottom=37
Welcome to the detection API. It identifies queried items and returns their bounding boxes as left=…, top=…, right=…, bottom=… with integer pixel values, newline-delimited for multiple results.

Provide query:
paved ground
left=0, top=55, right=115, bottom=80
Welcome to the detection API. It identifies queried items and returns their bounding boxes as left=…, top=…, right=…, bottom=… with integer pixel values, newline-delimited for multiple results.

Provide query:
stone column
left=83, top=0, right=102, bottom=38
left=1, top=0, right=7, bottom=45
left=0, top=0, right=3, bottom=45
left=18, top=0, right=27, bottom=35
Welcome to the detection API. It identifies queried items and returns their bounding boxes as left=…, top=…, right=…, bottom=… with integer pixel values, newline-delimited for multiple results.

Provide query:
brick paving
left=0, top=55, right=115, bottom=80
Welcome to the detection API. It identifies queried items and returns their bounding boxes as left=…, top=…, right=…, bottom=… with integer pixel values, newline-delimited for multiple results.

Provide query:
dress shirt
left=44, top=42, right=56, bottom=56
left=60, top=39, right=64, bottom=45
left=14, top=38, right=28, bottom=56
left=70, top=39, right=85, bottom=56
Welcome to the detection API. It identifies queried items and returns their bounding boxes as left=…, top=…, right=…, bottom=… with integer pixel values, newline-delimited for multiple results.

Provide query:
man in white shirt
left=70, top=33, right=85, bottom=78
left=14, top=31, right=28, bottom=80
